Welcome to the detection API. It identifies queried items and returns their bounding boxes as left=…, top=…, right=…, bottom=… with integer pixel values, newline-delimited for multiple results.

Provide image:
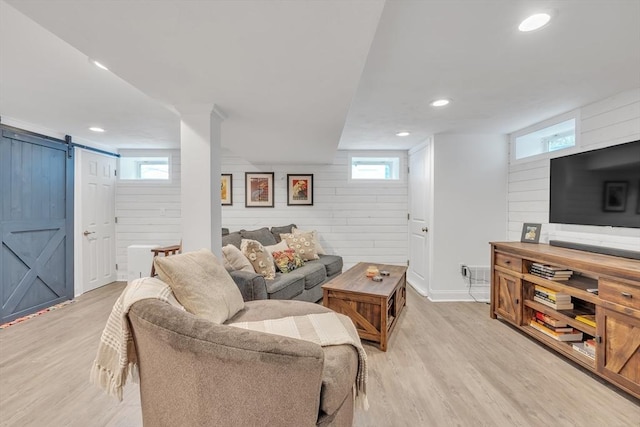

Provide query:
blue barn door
left=0, top=126, right=74, bottom=324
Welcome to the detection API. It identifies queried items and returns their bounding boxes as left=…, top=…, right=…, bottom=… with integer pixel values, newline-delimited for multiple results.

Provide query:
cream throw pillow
left=240, top=239, right=276, bottom=280
left=265, top=240, right=288, bottom=255
left=292, top=227, right=327, bottom=255
left=222, top=244, right=254, bottom=272
left=154, top=248, right=245, bottom=324
left=280, top=232, right=320, bottom=261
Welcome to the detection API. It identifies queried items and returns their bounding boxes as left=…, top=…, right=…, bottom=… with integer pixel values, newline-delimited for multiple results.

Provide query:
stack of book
left=530, top=263, right=573, bottom=281
left=530, top=315, right=584, bottom=342
left=534, top=285, right=574, bottom=310
left=575, top=314, right=596, bottom=328
left=533, top=311, right=573, bottom=332
left=572, top=339, right=596, bottom=360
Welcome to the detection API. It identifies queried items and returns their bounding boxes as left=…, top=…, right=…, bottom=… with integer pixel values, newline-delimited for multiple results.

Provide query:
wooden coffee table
left=322, top=263, right=407, bottom=351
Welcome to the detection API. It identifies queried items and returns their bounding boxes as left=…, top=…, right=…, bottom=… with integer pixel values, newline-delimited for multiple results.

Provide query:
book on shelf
left=533, top=318, right=574, bottom=333
left=534, top=285, right=572, bottom=301
left=534, top=311, right=568, bottom=328
left=572, top=342, right=596, bottom=360
left=529, top=319, right=584, bottom=342
left=530, top=263, right=573, bottom=280
left=534, top=290, right=571, bottom=304
left=584, top=339, right=596, bottom=351
left=559, top=307, right=596, bottom=319
left=575, top=314, right=596, bottom=328
left=533, top=295, right=574, bottom=310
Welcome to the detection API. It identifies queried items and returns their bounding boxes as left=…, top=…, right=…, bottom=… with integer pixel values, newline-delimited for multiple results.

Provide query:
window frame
left=510, top=109, right=581, bottom=164
left=347, top=150, right=406, bottom=185
left=117, top=150, right=174, bottom=184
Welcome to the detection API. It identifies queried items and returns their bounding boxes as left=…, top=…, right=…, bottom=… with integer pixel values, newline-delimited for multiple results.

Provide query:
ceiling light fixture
left=89, top=127, right=105, bottom=133
left=518, top=13, right=551, bottom=32
left=431, top=99, right=450, bottom=107
left=396, top=131, right=410, bottom=137
left=92, top=60, right=109, bottom=71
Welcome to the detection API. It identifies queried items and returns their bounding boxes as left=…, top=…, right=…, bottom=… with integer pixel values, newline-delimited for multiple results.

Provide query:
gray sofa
left=222, top=224, right=343, bottom=303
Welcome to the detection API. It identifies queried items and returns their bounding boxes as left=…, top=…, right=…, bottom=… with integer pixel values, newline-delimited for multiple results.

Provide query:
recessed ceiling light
left=89, top=127, right=105, bottom=133
left=519, top=13, right=551, bottom=32
left=396, top=131, right=410, bottom=137
left=92, top=60, right=109, bottom=71
left=431, top=99, right=450, bottom=107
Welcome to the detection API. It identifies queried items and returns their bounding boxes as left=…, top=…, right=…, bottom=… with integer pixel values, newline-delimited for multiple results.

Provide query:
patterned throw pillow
left=292, top=227, right=327, bottom=255
left=272, top=249, right=304, bottom=273
left=280, top=232, right=319, bottom=261
left=240, top=239, right=276, bottom=280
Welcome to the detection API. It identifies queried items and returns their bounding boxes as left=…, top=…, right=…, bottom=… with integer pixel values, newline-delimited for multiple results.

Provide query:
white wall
left=221, top=150, right=409, bottom=270
left=115, top=149, right=182, bottom=280
left=429, top=134, right=509, bottom=302
left=508, top=88, right=640, bottom=251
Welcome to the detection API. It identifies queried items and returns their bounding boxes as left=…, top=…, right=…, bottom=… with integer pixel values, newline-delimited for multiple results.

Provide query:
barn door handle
left=83, top=230, right=95, bottom=236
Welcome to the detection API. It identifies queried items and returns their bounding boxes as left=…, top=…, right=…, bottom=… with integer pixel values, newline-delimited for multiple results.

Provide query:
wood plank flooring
left=0, top=282, right=638, bottom=426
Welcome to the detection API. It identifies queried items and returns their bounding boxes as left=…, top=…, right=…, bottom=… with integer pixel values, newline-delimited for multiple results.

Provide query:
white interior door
left=82, top=151, right=116, bottom=292
left=407, top=143, right=431, bottom=295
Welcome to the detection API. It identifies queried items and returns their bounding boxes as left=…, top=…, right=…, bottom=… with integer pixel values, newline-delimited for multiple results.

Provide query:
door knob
left=422, top=227, right=428, bottom=232
left=83, top=230, right=95, bottom=236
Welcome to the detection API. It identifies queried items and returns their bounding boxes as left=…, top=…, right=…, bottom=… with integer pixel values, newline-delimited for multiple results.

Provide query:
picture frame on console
left=221, top=174, right=232, bottom=206
left=287, top=174, right=313, bottom=206
left=520, top=223, right=541, bottom=243
left=603, top=181, right=627, bottom=212
left=245, top=172, right=274, bottom=208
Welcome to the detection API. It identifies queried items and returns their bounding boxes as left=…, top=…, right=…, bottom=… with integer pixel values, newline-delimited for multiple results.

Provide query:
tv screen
left=549, top=140, right=640, bottom=228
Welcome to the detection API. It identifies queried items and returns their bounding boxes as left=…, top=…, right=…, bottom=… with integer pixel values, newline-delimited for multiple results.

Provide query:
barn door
left=0, top=126, right=74, bottom=324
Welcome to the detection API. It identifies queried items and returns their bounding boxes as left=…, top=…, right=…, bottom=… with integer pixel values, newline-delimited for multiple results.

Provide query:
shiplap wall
left=221, top=150, right=409, bottom=270
left=115, top=149, right=182, bottom=279
left=114, top=149, right=408, bottom=279
left=508, top=88, right=640, bottom=250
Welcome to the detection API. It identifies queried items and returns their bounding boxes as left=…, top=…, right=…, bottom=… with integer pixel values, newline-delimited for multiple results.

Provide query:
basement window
left=348, top=151, right=405, bottom=183
left=119, top=156, right=170, bottom=180
left=511, top=111, right=579, bottom=161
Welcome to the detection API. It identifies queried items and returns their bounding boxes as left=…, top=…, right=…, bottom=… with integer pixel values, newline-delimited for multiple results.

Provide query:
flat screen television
left=549, top=140, right=640, bottom=229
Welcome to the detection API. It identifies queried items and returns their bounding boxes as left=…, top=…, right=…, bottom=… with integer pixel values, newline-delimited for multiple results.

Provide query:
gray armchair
left=128, top=298, right=358, bottom=426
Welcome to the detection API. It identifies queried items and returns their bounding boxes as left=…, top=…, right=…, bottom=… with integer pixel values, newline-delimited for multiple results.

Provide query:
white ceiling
left=1, top=0, right=639, bottom=163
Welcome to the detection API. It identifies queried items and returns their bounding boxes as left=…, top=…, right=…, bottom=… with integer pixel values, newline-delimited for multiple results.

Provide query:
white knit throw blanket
left=231, top=312, right=369, bottom=410
left=89, top=277, right=183, bottom=400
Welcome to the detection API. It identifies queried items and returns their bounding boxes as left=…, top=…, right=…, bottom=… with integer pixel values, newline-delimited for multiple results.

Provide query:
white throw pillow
left=222, top=244, right=254, bottom=272
left=264, top=240, right=288, bottom=256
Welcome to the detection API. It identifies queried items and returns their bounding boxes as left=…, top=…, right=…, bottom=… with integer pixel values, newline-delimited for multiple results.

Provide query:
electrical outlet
left=460, top=264, right=470, bottom=277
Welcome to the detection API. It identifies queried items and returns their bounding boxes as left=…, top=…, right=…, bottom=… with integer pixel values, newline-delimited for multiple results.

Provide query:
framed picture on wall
left=603, top=181, right=627, bottom=212
left=287, top=174, right=313, bottom=206
left=520, top=223, right=541, bottom=243
left=245, top=172, right=274, bottom=207
left=221, top=174, right=232, bottom=206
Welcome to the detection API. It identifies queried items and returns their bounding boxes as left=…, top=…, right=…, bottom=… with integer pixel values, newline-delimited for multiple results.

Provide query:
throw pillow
left=270, top=224, right=296, bottom=242
left=280, top=232, right=320, bottom=261
left=240, top=227, right=277, bottom=247
left=292, top=227, right=327, bottom=255
left=240, top=239, right=276, bottom=280
left=272, top=249, right=305, bottom=273
left=222, top=244, right=254, bottom=272
left=153, top=249, right=245, bottom=324
left=264, top=240, right=288, bottom=256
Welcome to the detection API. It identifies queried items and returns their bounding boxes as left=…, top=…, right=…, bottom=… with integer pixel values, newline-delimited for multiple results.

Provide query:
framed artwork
left=603, top=181, right=627, bottom=212
left=287, top=174, right=313, bottom=206
left=520, top=223, right=541, bottom=243
left=245, top=172, right=274, bottom=207
left=221, top=174, right=232, bottom=205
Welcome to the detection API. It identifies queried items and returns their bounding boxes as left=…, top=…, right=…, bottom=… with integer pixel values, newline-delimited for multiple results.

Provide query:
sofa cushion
left=226, top=300, right=358, bottom=416
left=153, top=249, right=245, bottom=324
left=264, top=240, right=288, bottom=255
left=241, top=239, right=276, bottom=280
left=293, top=262, right=326, bottom=290
left=222, top=231, right=243, bottom=249
left=240, top=227, right=277, bottom=247
left=314, top=255, right=343, bottom=277
left=265, top=273, right=304, bottom=300
left=292, top=227, right=327, bottom=255
left=272, top=249, right=305, bottom=274
left=281, top=232, right=319, bottom=261
left=270, top=224, right=296, bottom=243
left=221, top=244, right=254, bottom=272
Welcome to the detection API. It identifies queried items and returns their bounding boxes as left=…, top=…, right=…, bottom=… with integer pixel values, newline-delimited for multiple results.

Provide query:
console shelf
left=490, top=242, right=640, bottom=400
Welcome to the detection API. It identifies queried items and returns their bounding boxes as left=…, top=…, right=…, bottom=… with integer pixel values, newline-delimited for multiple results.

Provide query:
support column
left=177, top=105, right=225, bottom=256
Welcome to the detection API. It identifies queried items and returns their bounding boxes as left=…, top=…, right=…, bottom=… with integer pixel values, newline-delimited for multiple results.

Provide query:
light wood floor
left=0, top=283, right=638, bottom=427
